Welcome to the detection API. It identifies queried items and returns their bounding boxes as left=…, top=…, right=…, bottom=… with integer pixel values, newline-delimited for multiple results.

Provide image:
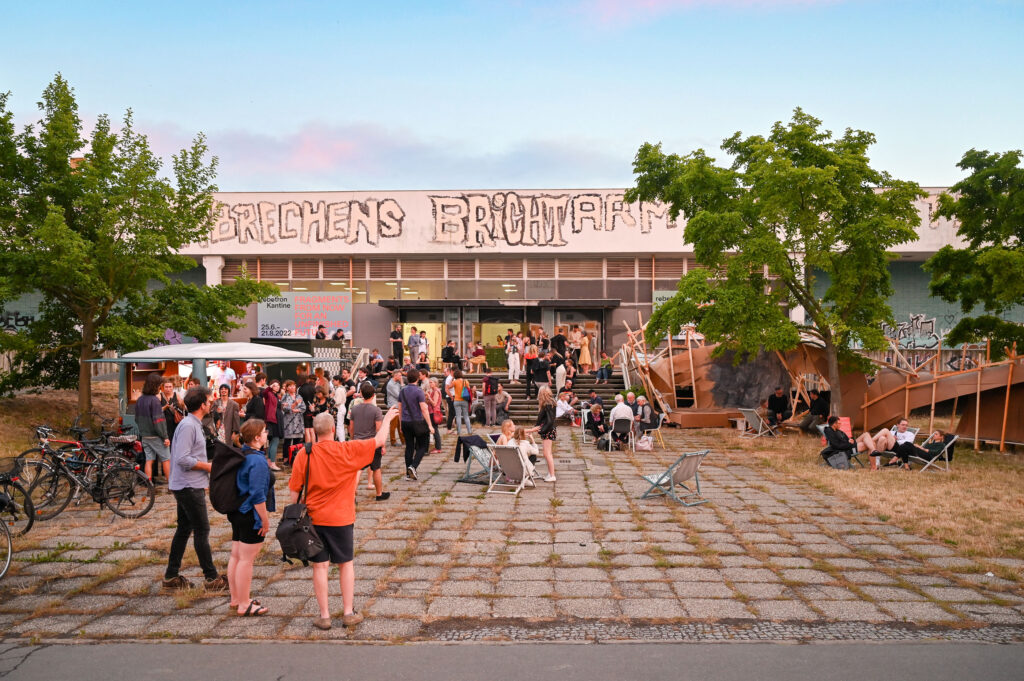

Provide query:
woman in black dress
left=527, top=386, right=557, bottom=482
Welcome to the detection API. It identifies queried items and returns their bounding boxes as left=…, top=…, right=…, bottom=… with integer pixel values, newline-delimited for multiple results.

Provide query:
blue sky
left=2, top=0, right=1021, bottom=190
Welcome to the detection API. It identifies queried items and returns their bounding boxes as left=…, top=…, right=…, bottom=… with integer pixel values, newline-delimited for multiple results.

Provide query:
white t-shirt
left=895, top=429, right=915, bottom=445
left=222, top=367, right=237, bottom=384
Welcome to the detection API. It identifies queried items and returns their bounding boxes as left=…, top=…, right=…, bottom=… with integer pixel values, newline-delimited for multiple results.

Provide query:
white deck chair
left=908, top=434, right=957, bottom=472
left=487, top=444, right=537, bottom=496
left=640, top=450, right=711, bottom=506
left=739, top=408, right=777, bottom=439
left=580, top=409, right=592, bottom=444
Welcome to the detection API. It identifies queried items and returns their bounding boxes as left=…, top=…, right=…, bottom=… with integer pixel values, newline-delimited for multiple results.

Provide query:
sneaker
left=268, top=463, right=282, bottom=472
left=314, top=617, right=332, bottom=630
left=204, top=574, right=229, bottom=592
left=375, top=492, right=391, bottom=501
left=543, top=475, right=557, bottom=482
left=409, top=467, right=418, bottom=480
left=342, top=612, right=364, bottom=627
left=161, top=575, right=192, bottom=591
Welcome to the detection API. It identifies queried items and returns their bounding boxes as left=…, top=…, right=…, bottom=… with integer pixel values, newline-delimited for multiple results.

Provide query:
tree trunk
left=78, top=321, right=95, bottom=423
left=823, top=338, right=844, bottom=417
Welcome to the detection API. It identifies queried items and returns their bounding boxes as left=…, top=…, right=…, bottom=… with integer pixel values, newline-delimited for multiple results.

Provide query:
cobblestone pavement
left=2, top=427, right=1022, bottom=643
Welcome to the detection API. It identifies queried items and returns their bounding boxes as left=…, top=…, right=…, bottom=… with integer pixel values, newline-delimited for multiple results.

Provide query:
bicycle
left=28, top=445, right=154, bottom=521
left=18, top=417, right=138, bottom=483
left=0, top=458, right=34, bottom=537
left=0, top=493, right=12, bottom=580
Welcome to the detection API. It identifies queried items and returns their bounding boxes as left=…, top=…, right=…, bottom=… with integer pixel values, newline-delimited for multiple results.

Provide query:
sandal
left=238, top=599, right=268, bottom=617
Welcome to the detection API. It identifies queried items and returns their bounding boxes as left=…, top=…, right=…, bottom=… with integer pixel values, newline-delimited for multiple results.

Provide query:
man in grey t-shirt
left=349, top=383, right=388, bottom=501
left=163, top=386, right=227, bottom=592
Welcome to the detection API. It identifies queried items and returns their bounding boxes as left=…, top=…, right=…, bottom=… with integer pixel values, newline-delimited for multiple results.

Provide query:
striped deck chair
left=639, top=450, right=710, bottom=506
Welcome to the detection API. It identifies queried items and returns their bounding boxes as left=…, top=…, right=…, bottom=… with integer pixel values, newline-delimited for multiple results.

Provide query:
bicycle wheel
left=0, top=479, right=34, bottom=536
left=15, top=449, right=47, bottom=486
left=102, top=467, right=154, bottom=519
left=0, top=520, right=11, bottom=580
left=28, top=469, right=74, bottom=521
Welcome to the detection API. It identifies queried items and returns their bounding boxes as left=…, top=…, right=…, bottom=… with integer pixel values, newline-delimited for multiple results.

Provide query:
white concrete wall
left=181, top=188, right=960, bottom=259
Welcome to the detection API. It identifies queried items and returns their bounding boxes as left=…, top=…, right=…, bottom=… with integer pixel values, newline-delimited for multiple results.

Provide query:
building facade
left=173, top=187, right=1000, bottom=356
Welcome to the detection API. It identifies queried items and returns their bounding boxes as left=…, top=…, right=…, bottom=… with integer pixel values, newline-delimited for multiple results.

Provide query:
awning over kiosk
left=91, top=342, right=315, bottom=364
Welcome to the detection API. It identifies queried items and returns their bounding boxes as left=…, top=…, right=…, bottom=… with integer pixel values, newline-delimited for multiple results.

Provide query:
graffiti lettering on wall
left=1, top=310, right=36, bottom=332
left=881, top=313, right=953, bottom=350
left=430, top=193, right=675, bottom=249
left=204, top=192, right=676, bottom=249
left=210, top=199, right=406, bottom=246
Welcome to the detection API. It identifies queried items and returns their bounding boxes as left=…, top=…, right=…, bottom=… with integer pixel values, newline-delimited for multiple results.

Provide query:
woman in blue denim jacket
left=227, top=419, right=276, bottom=617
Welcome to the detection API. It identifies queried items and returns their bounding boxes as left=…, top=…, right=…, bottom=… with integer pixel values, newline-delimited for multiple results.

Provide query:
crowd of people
left=140, top=324, right=642, bottom=630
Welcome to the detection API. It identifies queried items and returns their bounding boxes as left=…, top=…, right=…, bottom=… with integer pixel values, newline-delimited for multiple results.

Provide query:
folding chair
left=739, top=408, right=777, bottom=439
left=908, top=434, right=957, bottom=472
left=879, top=425, right=920, bottom=463
left=639, top=450, right=711, bottom=506
left=487, top=444, right=537, bottom=496
left=457, top=441, right=496, bottom=485
left=814, top=423, right=865, bottom=468
left=611, top=417, right=635, bottom=452
left=647, top=412, right=668, bottom=450
left=580, top=409, right=592, bottom=444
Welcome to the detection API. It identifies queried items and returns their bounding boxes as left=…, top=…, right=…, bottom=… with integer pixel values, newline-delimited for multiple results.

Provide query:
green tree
left=925, top=149, right=1024, bottom=356
left=625, top=109, right=924, bottom=415
left=0, top=75, right=276, bottom=416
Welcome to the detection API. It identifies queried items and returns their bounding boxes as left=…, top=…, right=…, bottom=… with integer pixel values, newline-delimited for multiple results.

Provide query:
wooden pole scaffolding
left=1000, top=343, right=1017, bottom=453
left=666, top=328, right=678, bottom=408
left=974, top=360, right=982, bottom=451
left=686, top=327, right=698, bottom=408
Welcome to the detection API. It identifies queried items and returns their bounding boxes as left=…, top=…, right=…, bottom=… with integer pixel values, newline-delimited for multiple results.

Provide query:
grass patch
left=549, top=497, right=563, bottom=509
left=717, top=420, right=1024, bottom=560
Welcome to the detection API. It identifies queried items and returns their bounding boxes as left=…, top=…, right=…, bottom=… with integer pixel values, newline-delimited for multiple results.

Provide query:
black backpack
left=209, top=440, right=246, bottom=514
left=275, top=443, right=324, bottom=566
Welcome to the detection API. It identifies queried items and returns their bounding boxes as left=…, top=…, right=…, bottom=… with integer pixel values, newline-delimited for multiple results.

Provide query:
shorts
left=541, top=428, right=558, bottom=441
left=227, top=510, right=264, bottom=544
left=310, top=524, right=354, bottom=564
left=142, top=437, right=170, bottom=462
left=361, top=447, right=383, bottom=472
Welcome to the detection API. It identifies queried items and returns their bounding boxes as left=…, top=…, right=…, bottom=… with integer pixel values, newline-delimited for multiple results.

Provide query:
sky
left=1, top=0, right=1022, bottom=191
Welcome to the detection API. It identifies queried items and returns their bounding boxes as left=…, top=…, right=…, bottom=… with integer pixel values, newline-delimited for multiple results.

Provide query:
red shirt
left=288, top=439, right=375, bottom=526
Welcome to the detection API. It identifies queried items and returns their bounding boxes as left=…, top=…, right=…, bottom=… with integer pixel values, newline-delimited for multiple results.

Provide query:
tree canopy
left=0, top=75, right=276, bottom=415
left=925, top=149, right=1024, bottom=356
left=625, top=108, right=925, bottom=415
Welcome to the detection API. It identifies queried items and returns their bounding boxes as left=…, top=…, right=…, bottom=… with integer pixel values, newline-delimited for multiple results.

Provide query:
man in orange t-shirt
left=289, top=406, right=399, bottom=630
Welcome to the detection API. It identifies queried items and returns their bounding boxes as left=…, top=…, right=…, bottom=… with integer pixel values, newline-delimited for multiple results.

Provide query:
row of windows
left=257, top=278, right=685, bottom=304
left=221, top=256, right=705, bottom=283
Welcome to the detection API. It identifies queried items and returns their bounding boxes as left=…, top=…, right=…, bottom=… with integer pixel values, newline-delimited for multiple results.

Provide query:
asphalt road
left=2, top=641, right=1023, bottom=681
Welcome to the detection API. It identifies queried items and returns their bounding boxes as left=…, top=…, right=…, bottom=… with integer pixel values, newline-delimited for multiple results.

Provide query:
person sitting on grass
left=821, top=415, right=855, bottom=463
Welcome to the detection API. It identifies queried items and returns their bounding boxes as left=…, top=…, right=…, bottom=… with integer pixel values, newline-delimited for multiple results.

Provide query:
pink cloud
left=138, top=119, right=633, bottom=191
